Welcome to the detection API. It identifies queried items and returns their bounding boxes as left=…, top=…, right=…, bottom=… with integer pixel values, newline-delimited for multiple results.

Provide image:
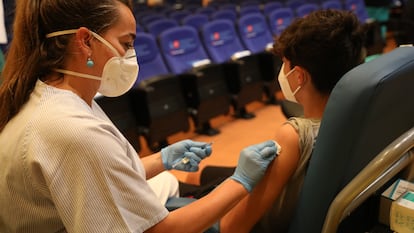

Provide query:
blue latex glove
left=230, top=140, right=280, bottom=192
left=161, top=139, right=212, bottom=172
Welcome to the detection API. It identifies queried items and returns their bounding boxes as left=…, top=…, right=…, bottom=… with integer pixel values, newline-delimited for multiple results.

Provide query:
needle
left=171, top=142, right=213, bottom=169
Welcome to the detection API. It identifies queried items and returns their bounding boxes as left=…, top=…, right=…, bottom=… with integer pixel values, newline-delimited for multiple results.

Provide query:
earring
left=86, top=57, right=94, bottom=68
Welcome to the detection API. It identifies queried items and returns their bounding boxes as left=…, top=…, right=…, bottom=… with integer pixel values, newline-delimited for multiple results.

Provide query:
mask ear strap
left=292, top=86, right=301, bottom=96
left=46, top=29, right=78, bottom=38
left=46, top=29, right=121, bottom=57
left=90, top=32, right=121, bottom=57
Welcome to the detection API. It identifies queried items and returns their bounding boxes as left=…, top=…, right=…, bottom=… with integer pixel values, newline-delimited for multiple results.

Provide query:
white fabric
left=0, top=0, right=7, bottom=44
left=0, top=80, right=168, bottom=233
left=148, top=171, right=180, bottom=205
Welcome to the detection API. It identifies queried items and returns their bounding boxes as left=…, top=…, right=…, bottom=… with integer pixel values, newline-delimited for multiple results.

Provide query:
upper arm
left=220, top=123, right=300, bottom=233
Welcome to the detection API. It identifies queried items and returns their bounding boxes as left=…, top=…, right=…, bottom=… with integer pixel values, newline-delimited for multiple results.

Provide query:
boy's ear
left=295, top=66, right=310, bottom=85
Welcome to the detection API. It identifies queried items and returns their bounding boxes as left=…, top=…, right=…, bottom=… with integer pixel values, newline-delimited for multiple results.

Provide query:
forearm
left=145, top=178, right=248, bottom=233
left=141, top=152, right=165, bottom=179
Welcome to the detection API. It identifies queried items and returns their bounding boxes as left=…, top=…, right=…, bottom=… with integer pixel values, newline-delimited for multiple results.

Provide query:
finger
left=184, top=152, right=202, bottom=163
left=250, top=140, right=276, bottom=151
left=187, top=159, right=199, bottom=172
left=189, top=141, right=212, bottom=149
left=259, top=146, right=277, bottom=159
left=189, top=146, right=211, bottom=158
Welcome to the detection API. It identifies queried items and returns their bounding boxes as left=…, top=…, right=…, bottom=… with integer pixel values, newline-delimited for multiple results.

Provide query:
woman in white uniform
left=0, top=0, right=279, bottom=232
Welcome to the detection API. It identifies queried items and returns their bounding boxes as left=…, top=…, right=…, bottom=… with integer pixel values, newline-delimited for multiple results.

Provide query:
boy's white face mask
left=277, top=63, right=301, bottom=103
left=46, top=29, right=139, bottom=97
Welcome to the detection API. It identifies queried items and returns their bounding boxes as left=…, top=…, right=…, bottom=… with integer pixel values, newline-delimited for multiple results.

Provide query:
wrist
left=160, top=148, right=171, bottom=170
left=229, top=175, right=253, bottom=193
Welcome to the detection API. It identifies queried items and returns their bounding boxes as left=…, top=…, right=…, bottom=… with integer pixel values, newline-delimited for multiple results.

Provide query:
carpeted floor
left=138, top=100, right=287, bottom=185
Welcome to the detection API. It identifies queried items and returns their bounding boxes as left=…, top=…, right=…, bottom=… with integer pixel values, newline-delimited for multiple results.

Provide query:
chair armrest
left=165, top=197, right=198, bottom=211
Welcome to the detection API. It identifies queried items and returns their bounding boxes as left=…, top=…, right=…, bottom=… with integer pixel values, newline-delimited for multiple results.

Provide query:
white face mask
left=278, top=63, right=301, bottom=103
left=46, top=29, right=139, bottom=97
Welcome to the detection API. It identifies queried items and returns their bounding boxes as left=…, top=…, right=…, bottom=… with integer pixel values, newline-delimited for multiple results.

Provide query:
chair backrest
left=94, top=94, right=141, bottom=152
left=182, top=13, right=210, bottom=31
left=237, top=13, right=273, bottom=54
left=263, top=1, right=284, bottom=16
left=158, top=26, right=210, bottom=74
left=134, top=32, right=170, bottom=83
left=288, top=46, right=414, bottom=233
left=146, top=18, right=179, bottom=38
left=140, top=13, right=166, bottom=26
left=344, top=0, right=369, bottom=23
left=295, top=3, right=319, bottom=18
left=169, top=10, right=191, bottom=22
left=321, top=0, right=343, bottom=10
left=136, top=23, right=144, bottom=33
left=268, top=7, right=295, bottom=36
left=240, top=0, right=261, bottom=8
left=239, top=5, right=261, bottom=16
left=219, top=3, right=237, bottom=13
left=285, top=0, right=305, bottom=10
left=201, top=19, right=246, bottom=64
left=211, top=9, right=238, bottom=22
left=196, top=6, right=216, bottom=17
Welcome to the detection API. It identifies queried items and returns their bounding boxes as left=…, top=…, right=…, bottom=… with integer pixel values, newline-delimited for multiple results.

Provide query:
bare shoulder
left=267, top=121, right=301, bottom=180
left=274, top=122, right=300, bottom=153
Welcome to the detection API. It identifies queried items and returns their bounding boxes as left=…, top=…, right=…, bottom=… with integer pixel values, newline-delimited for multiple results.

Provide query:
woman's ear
left=75, top=27, right=93, bottom=55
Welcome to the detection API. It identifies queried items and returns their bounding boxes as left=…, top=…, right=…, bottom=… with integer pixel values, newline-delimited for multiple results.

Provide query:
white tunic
left=0, top=80, right=168, bottom=233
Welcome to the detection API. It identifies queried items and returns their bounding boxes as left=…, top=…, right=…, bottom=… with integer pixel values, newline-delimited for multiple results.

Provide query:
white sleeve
left=147, top=171, right=180, bottom=205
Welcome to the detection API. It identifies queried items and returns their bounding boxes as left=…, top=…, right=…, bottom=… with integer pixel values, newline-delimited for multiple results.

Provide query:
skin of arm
left=145, top=178, right=249, bottom=233
left=219, top=123, right=301, bottom=233
left=141, top=152, right=166, bottom=180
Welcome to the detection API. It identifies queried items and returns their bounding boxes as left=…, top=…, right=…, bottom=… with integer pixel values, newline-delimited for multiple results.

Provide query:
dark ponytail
left=0, top=0, right=133, bottom=132
left=0, top=0, right=43, bottom=132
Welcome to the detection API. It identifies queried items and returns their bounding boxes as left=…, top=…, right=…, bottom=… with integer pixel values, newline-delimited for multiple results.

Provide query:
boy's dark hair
left=274, top=9, right=366, bottom=94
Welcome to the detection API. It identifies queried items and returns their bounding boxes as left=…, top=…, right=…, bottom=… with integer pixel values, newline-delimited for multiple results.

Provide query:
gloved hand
left=161, top=139, right=212, bottom=172
left=230, top=140, right=280, bottom=192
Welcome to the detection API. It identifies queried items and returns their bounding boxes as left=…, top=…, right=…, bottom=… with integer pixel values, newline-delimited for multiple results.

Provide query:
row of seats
left=138, top=6, right=300, bottom=39
left=97, top=0, right=371, bottom=152
left=135, top=0, right=369, bottom=28
left=96, top=13, right=283, bottom=151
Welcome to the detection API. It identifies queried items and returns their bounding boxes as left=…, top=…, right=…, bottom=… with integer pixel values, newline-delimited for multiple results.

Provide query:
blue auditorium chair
left=201, top=19, right=265, bottom=118
left=211, top=9, right=238, bottom=22
left=140, top=13, right=166, bottom=26
left=184, top=3, right=201, bottom=12
left=239, top=4, right=262, bottom=16
left=94, top=93, right=141, bottom=152
left=131, top=32, right=190, bottom=151
left=263, top=1, right=284, bottom=17
left=237, top=13, right=281, bottom=104
left=267, top=7, right=295, bottom=36
left=288, top=46, right=414, bottom=233
left=159, top=26, right=210, bottom=74
left=296, top=3, right=320, bottom=18
left=145, top=18, right=179, bottom=38
left=134, top=32, right=170, bottom=82
left=237, top=13, right=273, bottom=54
left=321, top=0, right=344, bottom=10
left=158, top=26, right=232, bottom=135
left=196, top=6, right=216, bottom=17
left=285, top=0, right=305, bottom=10
left=136, top=22, right=144, bottom=33
left=169, top=10, right=192, bottom=23
left=219, top=3, right=237, bottom=13
left=182, top=13, right=210, bottom=31
left=344, top=0, right=370, bottom=23
left=240, top=0, right=261, bottom=8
